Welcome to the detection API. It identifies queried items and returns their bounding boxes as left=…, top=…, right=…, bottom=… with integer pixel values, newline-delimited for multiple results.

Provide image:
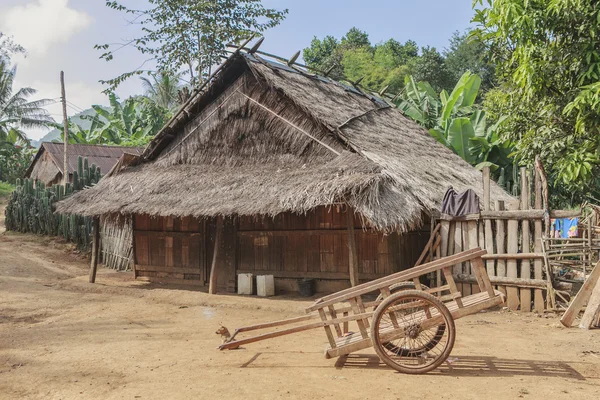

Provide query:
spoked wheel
left=371, top=290, right=455, bottom=374
left=373, top=283, right=445, bottom=356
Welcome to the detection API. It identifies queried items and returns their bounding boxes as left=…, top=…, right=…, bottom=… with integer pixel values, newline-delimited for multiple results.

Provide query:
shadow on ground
left=334, top=354, right=589, bottom=380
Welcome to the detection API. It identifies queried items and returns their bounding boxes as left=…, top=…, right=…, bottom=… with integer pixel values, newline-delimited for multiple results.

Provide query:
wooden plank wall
left=133, top=214, right=206, bottom=286
left=236, top=206, right=428, bottom=281
left=132, top=207, right=429, bottom=291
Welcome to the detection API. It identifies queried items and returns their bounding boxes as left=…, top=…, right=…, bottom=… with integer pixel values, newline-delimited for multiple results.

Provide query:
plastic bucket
left=297, top=278, right=315, bottom=297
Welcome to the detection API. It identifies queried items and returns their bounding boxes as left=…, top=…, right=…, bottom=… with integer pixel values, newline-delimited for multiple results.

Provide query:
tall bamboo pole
left=60, top=71, right=69, bottom=185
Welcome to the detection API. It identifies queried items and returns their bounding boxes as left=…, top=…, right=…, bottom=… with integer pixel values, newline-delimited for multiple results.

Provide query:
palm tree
left=140, top=71, right=183, bottom=110
left=0, top=60, right=54, bottom=145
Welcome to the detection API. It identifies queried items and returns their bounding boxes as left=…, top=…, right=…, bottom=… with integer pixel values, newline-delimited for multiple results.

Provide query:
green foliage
left=140, top=71, right=185, bottom=110
left=304, top=28, right=494, bottom=96
left=341, top=46, right=411, bottom=93
left=0, top=59, right=54, bottom=144
left=304, top=28, right=426, bottom=93
left=340, top=27, right=371, bottom=49
left=304, top=28, right=421, bottom=92
left=0, top=181, right=14, bottom=198
left=396, top=71, right=515, bottom=182
left=395, top=76, right=440, bottom=129
left=473, top=0, right=600, bottom=205
left=303, top=35, right=343, bottom=78
left=0, top=56, right=53, bottom=184
left=443, top=30, right=496, bottom=93
left=98, top=0, right=288, bottom=90
left=0, top=32, right=25, bottom=61
left=4, top=160, right=101, bottom=248
left=0, top=143, right=35, bottom=183
left=408, top=47, right=453, bottom=93
left=58, top=93, right=172, bottom=146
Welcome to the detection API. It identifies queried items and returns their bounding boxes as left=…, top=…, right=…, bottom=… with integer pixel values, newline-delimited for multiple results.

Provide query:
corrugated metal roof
left=38, top=142, right=142, bottom=176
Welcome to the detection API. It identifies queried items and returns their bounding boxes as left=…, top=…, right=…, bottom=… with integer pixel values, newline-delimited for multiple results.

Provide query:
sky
left=0, top=0, right=476, bottom=141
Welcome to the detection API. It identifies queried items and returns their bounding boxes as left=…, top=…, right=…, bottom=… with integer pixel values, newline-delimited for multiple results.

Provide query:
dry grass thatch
left=56, top=51, right=512, bottom=232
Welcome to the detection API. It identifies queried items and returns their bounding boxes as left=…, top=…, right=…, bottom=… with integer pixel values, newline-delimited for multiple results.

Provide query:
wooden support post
left=533, top=169, right=545, bottom=312
left=328, top=306, right=343, bottom=337
left=520, top=168, right=532, bottom=312
left=165, top=216, right=174, bottom=267
left=318, top=308, right=337, bottom=348
left=346, top=208, right=359, bottom=287
left=209, top=216, right=223, bottom=295
left=349, top=298, right=369, bottom=338
left=89, top=217, right=100, bottom=283
left=506, top=199, right=520, bottom=310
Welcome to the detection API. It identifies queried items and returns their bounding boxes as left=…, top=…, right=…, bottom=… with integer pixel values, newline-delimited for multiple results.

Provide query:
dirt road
left=0, top=228, right=599, bottom=400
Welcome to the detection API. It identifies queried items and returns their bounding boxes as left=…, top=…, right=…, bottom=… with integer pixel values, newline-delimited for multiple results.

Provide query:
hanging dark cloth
left=441, top=187, right=481, bottom=217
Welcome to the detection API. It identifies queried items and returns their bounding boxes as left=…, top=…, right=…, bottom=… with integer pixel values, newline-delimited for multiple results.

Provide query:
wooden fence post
left=482, top=167, right=495, bottom=279
left=533, top=169, right=545, bottom=312
left=520, top=168, right=532, bottom=311
left=466, top=220, right=479, bottom=295
left=346, top=208, right=359, bottom=287
left=209, top=216, right=224, bottom=295
left=506, top=199, right=521, bottom=310
left=89, top=217, right=100, bottom=283
left=495, top=200, right=507, bottom=301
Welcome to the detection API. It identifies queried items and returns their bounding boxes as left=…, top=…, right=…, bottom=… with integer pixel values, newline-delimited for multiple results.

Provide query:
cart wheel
left=373, top=282, right=445, bottom=354
left=371, top=290, right=455, bottom=374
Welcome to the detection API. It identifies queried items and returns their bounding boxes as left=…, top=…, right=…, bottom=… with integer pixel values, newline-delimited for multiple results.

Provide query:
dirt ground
left=1, top=208, right=599, bottom=399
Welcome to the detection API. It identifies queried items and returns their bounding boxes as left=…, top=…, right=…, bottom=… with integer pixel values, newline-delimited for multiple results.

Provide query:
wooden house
left=25, top=142, right=141, bottom=186
left=56, top=49, right=511, bottom=293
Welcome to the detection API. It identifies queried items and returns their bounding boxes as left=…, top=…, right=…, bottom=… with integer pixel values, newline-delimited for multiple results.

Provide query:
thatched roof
left=56, top=49, right=512, bottom=232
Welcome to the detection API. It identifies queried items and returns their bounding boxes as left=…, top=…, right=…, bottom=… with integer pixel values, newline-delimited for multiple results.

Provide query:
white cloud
left=0, top=0, right=92, bottom=58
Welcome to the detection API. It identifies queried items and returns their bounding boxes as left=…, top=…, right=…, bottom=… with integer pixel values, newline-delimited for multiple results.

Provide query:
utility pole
left=60, top=71, right=69, bottom=185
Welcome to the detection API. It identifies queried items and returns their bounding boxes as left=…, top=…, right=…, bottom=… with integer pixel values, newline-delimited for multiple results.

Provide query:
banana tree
left=425, top=71, right=481, bottom=160
left=60, top=94, right=172, bottom=146
left=468, top=112, right=513, bottom=171
left=395, top=76, right=440, bottom=129
left=89, top=93, right=137, bottom=144
left=397, top=71, right=513, bottom=165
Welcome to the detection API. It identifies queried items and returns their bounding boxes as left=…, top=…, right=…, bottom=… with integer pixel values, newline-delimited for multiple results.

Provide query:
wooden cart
left=219, top=248, right=504, bottom=374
